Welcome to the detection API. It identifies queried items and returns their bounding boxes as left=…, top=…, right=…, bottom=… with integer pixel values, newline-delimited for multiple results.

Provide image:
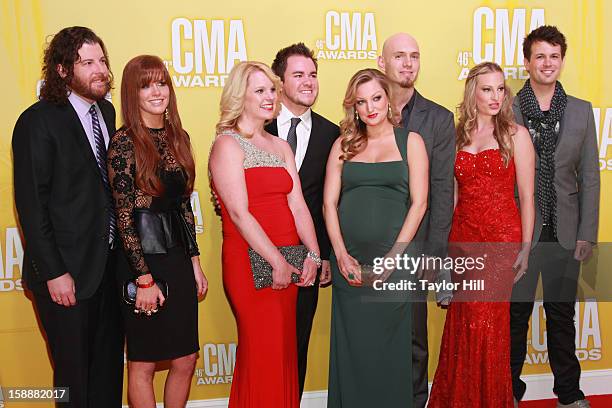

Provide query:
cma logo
left=315, top=11, right=377, bottom=60
left=526, top=301, right=601, bottom=364
left=595, top=108, right=612, bottom=171
left=190, top=191, right=204, bottom=234
left=465, top=7, right=545, bottom=80
left=0, top=227, right=24, bottom=292
left=195, top=343, right=236, bottom=385
left=169, top=18, right=247, bottom=88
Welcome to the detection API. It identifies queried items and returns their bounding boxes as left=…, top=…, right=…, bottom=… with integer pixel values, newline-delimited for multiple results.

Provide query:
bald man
left=378, top=33, right=456, bottom=408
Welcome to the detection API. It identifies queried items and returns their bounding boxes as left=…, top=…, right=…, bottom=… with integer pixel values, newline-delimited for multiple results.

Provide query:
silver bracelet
left=307, top=251, right=322, bottom=268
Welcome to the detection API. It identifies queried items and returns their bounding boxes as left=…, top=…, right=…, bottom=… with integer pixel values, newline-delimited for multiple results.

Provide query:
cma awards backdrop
left=0, top=0, right=611, bottom=406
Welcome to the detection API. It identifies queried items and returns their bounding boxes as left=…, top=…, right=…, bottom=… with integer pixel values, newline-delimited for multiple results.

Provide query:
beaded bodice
left=211, top=131, right=296, bottom=242
left=451, top=148, right=521, bottom=243
left=228, top=133, right=286, bottom=169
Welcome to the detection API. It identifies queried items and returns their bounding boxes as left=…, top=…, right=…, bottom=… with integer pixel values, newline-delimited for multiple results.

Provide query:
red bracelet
left=136, top=277, right=155, bottom=289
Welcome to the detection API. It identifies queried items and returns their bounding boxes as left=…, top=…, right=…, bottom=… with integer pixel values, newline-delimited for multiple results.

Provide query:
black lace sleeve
left=108, top=130, right=151, bottom=277
left=180, top=194, right=200, bottom=257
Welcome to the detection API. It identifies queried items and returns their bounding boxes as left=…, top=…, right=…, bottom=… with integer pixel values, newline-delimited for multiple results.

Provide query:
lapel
left=407, top=90, right=428, bottom=133
left=268, top=115, right=315, bottom=176
left=266, top=118, right=279, bottom=137
left=99, top=100, right=116, bottom=135
left=66, top=103, right=101, bottom=178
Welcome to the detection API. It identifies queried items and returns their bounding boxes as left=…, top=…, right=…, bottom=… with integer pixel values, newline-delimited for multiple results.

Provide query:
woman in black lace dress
left=108, top=55, right=207, bottom=407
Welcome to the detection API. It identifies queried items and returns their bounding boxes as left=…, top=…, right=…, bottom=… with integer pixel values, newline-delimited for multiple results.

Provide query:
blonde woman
left=428, top=62, right=534, bottom=407
left=323, top=68, right=428, bottom=407
left=208, top=61, right=320, bottom=407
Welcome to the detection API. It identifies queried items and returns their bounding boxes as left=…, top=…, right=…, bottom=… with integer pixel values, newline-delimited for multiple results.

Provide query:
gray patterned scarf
left=517, top=80, right=567, bottom=236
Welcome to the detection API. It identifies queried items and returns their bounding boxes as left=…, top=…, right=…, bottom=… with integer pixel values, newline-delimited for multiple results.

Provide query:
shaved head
left=378, top=32, right=421, bottom=89
left=382, top=33, right=419, bottom=58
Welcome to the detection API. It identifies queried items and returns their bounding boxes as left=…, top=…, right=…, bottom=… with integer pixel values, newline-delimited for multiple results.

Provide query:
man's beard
left=69, top=74, right=110, bottom=101
left=398, top=77, right=415, bottom=89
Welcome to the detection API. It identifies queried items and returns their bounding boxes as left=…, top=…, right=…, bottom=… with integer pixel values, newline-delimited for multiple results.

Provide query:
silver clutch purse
left=248, top=245, right=307, bottom=289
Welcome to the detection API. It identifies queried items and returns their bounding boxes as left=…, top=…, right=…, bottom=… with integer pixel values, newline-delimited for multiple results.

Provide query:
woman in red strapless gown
left=428, top=62, right=535, bottom=408
left=209, top=61, right=321, bottom=408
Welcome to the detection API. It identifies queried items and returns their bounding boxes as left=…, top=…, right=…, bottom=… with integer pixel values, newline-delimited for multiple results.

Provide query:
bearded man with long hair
left=12, top=26, right=124, bottom=407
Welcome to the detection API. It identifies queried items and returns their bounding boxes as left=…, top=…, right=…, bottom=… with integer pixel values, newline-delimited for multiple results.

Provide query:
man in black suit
left=378, top=33, right=456, bottom=408
left=12, top=26, right=123, bottom=407
left=268, top=43, right=339, bottom=399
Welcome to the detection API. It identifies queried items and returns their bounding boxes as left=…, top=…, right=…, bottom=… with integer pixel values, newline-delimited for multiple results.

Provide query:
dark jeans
left=510, top=226, right=585, bottom=404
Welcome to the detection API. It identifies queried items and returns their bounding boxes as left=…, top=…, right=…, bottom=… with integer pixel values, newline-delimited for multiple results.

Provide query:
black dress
left=108, top=127, right=200, bottom=361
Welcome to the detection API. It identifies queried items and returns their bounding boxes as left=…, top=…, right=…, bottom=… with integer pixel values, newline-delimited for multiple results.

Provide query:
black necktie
left=287, top=117, right=301, bottom=155
left=89, top=105, right=117, bottom=244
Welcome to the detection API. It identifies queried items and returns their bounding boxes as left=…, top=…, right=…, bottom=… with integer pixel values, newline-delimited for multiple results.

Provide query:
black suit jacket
left=265, top=111, right=339, bottom=260
left=403, top=91, right=456, bottom=256
left=13, top=98, right=116, bottom=299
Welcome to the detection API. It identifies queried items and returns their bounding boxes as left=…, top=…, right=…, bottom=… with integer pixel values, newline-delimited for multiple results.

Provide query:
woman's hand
left=296, top=257, right=318, bottom=287
left=192, top=258, right=208, bottom=297
left=319, top=260, right=332, bottom=286
left=513, top=248, right=530, bottom=283
left=337, top=251, right=361, bottom=286
left=272, top=260, right=300, bottom=290
left=135, top=274, right=165, bottom=315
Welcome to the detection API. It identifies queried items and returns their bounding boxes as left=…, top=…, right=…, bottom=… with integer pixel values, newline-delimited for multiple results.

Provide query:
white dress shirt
left=68, top=92, right=111, bottom=154
left=276, top=104, right=312, bottom=171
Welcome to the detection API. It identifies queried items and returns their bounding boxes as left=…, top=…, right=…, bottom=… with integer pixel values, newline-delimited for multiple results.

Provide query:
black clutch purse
left=248, top=245, right=307, bottom=289
left=123, top=279, right=169, bottom=305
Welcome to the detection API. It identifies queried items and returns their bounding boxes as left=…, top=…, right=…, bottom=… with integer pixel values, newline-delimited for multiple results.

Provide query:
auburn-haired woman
left=428, top=62, right=534, bottom=407
left=108, top=55, right=207, bottom=407
left=323, top=68, right=428, bottom=407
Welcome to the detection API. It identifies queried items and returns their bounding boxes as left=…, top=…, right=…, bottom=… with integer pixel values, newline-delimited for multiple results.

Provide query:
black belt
left=133, top=208, right=197, bottom=255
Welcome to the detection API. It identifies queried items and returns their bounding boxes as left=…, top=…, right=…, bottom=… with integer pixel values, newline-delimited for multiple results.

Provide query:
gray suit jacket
left=513, top=95, right=600, bottom=250
left=404, top=91, right=456, bottom=256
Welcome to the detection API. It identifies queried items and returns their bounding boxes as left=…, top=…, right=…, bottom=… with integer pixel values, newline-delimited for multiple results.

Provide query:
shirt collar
left=278, top=103, right=312, bottom=131
left=68, top=91, right=97, bottom=119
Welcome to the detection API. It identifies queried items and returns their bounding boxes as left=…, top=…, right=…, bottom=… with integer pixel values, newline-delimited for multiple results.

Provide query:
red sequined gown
left=216, top=132, right=299, bottom=407
left=428, top=149, right=521, bottom=408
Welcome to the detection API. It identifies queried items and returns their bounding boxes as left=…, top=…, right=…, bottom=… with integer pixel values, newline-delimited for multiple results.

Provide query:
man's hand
left=574, top=240, right=594, bottom=262
left=319, top=260, right=331, bottom=286
left=47, top=273, right=76, bottom=307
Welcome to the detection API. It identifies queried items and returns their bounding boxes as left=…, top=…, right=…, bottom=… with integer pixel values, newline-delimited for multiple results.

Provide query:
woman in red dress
left=208, top=61, right=321, bottom=407
left=428, top=62, right=535, bottom=407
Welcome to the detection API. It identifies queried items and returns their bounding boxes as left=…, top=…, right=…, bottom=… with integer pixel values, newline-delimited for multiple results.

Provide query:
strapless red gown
left=217, top=134, right=299, bottom=407
left=428, top=149, right=521, bottom=408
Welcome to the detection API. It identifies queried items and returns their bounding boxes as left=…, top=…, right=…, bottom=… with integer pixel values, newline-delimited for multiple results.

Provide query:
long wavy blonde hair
left=215, top=61, right=282, bottom=137
left=456, top=62, right=516, bottom=166
left=339, top=68, right=398, bottom=160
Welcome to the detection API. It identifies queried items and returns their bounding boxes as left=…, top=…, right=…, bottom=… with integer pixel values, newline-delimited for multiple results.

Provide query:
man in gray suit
left=510, top=26, right=600, bottom=408
left=378, top=33, right=456, bottom=408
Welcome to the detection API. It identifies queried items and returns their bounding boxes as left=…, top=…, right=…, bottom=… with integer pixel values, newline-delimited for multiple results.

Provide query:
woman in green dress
left=323, top=68, right=429, bottom=407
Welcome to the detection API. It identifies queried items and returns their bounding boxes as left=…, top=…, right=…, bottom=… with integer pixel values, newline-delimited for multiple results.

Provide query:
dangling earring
left=354, top=109, right=359, bottom=123
left=164, top=108, right=169, bottom=122
left=387, top=104, right=392, bottom=119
